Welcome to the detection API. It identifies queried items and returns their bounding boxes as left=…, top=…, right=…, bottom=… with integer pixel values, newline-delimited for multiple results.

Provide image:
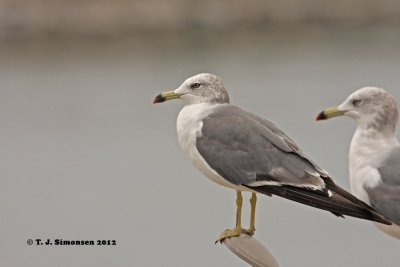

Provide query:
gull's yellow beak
left=153, top=91, right=182, bottom=104
left=316, top=106, right=345, bottom=121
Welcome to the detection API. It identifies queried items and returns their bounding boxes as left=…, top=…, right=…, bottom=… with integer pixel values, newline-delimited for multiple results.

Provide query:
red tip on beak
left=315, top=111, right=326, bottom=121
left=153, top=94, right=165, bottom=104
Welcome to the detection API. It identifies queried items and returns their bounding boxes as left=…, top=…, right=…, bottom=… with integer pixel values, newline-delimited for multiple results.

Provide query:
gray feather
left=196, top=105, right=326, bottom=187
left=367, top=145, right=400, bottom=224
left=378, top=146, right=400, bottom=185
left=366, top=184, right=400, bottom=225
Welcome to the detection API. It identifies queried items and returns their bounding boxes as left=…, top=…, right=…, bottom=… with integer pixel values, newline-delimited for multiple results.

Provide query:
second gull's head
left=317, top=87, right=398, bottom=132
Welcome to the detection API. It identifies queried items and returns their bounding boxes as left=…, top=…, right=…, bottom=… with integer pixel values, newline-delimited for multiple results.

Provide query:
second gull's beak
left=316, top=106, right=345, bottom=121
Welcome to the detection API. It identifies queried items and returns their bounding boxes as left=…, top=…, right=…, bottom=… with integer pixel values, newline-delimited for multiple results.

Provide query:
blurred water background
left=1, top=1, right=400, bottom=266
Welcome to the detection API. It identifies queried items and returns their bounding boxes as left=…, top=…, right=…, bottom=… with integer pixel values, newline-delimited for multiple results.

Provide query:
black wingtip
left=245, top=184, right=392, bottom=225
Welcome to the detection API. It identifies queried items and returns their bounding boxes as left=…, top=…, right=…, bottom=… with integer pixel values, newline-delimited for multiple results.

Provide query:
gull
left=317, top=87, right=400, bottom=239
left=154, top=74, right=390, bottom=242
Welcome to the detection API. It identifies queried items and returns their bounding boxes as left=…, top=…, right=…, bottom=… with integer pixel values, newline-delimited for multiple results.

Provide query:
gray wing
left=367, top=146, right=400, bottom=225
left=245, top=111, right=327, bottom=175
left=195, top=105, right=392, bottom=224
left=196, top=105, right=327, bottom=187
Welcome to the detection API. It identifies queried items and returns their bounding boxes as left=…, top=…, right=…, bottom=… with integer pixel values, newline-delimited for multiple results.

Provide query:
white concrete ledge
left=222, top=234, right=280, bottom=267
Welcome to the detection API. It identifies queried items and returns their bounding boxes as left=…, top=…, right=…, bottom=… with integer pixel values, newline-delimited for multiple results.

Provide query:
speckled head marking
left=317, top=87, right=398, bottom=133
left=153, top=73, right=230, bottom=105
left=340, top=87, right=398, bottom=132
left=174, top=73, right=230, bottom=105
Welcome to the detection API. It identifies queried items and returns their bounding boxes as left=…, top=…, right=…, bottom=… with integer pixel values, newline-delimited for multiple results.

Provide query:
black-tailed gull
left=317, top=87, right=400, bottom=239
left=154, top=74, right=390, bottom=242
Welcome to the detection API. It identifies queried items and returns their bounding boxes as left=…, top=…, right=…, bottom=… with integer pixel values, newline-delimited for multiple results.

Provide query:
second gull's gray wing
left=366, top=185, right=400, bottom=225
left=367, top=146, right=400, bottom=225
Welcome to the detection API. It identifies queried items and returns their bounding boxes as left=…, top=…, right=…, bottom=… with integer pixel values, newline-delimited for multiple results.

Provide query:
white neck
left=176, top=103, right=218, bottom=135
left=175, top=102, right=237, bottom=189
left=176, top=102, right=220, bottom=162
left=350, top=126, right=398, bottom=160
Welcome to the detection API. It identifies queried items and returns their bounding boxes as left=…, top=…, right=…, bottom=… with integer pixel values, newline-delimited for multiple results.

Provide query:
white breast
left=176, top=103, right=242, bottom=190
left=349, top=128, right=398, bottom=202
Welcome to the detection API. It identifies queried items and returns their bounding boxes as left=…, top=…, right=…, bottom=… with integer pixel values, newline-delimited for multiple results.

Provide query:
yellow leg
left=216, top=191, right=244, bottom=243
left=238, top=193, right=256, bottom=236
left=247, top=193, right=257, bottom=235
left=235, top=191, right=243, bottom=229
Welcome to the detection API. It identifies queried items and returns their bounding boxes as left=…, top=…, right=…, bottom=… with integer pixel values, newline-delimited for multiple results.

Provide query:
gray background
left=1, top=2, right=400, bottom=266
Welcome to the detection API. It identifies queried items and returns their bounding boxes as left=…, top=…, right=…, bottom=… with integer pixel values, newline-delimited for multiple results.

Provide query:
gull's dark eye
left=352, top=99, right=362, bottom=106
left=191, top=83, right=201, bottom=89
